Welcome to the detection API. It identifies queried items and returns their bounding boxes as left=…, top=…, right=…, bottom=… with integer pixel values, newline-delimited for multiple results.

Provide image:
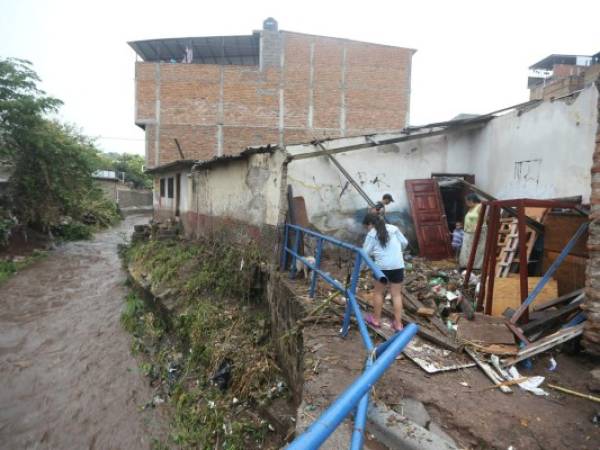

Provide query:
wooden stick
left=547, top=384, right=600, bottom=403
left=478, top=377, right=530, bottom=392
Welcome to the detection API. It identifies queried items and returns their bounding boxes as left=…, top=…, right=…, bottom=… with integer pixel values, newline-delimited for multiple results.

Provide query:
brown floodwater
left=0, top=215, right=164, bottom=449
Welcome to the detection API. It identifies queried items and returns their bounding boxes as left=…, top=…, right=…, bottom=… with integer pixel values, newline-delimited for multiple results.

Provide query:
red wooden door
left=405, top=179, right=453, bottom=260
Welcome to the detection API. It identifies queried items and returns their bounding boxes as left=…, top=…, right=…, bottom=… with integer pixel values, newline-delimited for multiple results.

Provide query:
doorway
left=431, top=173, right=475, bottom=231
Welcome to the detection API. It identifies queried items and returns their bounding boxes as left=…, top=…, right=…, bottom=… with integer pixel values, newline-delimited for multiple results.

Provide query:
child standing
left=451, top=222, right=464, bottom=260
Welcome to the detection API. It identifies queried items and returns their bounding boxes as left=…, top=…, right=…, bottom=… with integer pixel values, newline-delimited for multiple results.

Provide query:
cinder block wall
left=135, top=31, right=414, bottom=168
left=584, top=78, right=600, bottom=356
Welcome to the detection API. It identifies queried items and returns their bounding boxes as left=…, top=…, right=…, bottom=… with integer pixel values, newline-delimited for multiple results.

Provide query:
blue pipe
left=309, top=237, right=323, bottom=298
left=347, top=293, right=374, bottom=352
left=286, top=324, right=418, bottom=450
left=285, top=224, right=387, bottom=283
left=280, top=224, right=289, bottom=269
left=288, top=250, right=346, bottom=292
left=350, top=357, right=373, bottom=450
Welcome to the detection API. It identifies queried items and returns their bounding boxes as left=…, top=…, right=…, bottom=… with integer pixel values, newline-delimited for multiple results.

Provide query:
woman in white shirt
left=362, top=213, right=408, bottom=332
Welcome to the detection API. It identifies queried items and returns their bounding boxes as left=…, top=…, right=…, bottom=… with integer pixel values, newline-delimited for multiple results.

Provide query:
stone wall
left=583, top=78, right=600, bottom=356
left=266, top=272, right=307, bottom=403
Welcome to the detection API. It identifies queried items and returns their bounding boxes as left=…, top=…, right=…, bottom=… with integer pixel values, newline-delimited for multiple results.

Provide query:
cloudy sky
left=1, top=0, right=598, bottom=155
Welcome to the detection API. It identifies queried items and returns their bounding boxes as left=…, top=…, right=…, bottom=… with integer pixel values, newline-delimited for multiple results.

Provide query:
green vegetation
left=98, top=152, right=152, bottom=190
left=0, top=57, right=120, bottom=246
left=0, top=250, right=47, bottom=284
left=122, top=237, right=286, bottom=449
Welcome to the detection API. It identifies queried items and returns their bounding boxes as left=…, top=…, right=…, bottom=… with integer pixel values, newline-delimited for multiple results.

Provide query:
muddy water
left=0, top=215, right=163, bottom=449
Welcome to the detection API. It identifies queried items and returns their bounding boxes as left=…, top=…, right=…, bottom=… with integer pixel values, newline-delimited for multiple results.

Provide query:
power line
left=95, top=136, right=145, bottom=141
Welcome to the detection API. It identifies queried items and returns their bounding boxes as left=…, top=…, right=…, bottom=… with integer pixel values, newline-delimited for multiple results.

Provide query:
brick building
left=528, top=52, right=600, bottom=100
left=129, top=18, right=415, bottom=169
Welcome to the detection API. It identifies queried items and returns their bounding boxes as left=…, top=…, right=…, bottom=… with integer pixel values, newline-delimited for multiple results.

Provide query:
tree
left=0, top=57, right=118, bottom=232
left=99, top=152, right=152, bottom=190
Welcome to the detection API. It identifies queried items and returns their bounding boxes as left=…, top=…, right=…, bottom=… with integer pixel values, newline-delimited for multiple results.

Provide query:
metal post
left=280, top=223, right=289, bottom=270
left=484, top=204, right=500, bottom=315
left=341, top=298, right=352, bottom=337
left=350, top=357, right=373, bottom=450
left=517, top=203, right=529, bottom=322
left=464, top=203, right=487, bottom=291
left=309, top=237, right=323, bottom=298
left=349, top=252, right=362, bottom=297
left=290, top=228, right=301, bottom=279
left=286, top=324, right=418, bottom=450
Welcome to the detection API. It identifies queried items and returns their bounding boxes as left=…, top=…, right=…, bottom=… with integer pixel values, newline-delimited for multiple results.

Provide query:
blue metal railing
left=281, top=224, right=418, bottom=450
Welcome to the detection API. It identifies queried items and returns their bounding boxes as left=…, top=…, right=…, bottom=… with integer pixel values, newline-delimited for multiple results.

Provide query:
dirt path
left=0, top=215, right=163, bottom=450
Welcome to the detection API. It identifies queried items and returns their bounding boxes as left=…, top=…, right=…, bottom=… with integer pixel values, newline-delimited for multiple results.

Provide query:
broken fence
left=281, top=223, right=419, bottom=450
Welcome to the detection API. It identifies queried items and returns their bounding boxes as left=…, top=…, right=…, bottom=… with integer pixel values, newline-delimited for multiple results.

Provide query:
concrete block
left=367, top=403, right=458, bottom=450
left=392, top=397, right=430, bottom=428
left=428, top=422, right=458, bottom=447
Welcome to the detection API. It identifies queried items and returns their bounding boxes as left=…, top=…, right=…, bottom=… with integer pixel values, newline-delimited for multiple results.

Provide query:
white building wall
left=286, top=84, right=598, bottom=242
left=468, top=85, right=598, bottom=201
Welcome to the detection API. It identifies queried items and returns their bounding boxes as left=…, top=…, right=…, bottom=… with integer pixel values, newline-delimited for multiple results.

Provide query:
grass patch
left=0, top=250, right=47, bottom=284
left=121, top=236, right=288, bottom=449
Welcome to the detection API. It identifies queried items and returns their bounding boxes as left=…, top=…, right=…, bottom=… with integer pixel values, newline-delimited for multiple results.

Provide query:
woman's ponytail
left=363, top=213, right=389, bottom=247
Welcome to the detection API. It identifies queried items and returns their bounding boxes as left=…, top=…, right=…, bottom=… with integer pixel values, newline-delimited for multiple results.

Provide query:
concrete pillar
left=154, top=63, right=161, bottom=166
left=308, top=41, right=315, bottom=129
left=217, top=66, right=225, bottom=156
left=278, top=33, right=286, bottom=147
left=340, top=46, right=347, bottom=136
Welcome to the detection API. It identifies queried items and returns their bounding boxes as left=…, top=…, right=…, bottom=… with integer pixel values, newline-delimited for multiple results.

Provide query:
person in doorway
left=361, top=212, right=408, bottom=332
left=451, top=221, right=464, bottom=259
left=370, top=193, right=394, bottom=216
left=459, top=193, right=487, bottom=269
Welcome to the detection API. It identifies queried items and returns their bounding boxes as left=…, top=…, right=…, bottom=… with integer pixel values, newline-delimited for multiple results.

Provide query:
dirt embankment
left=0, top=215, right=165, bottom=450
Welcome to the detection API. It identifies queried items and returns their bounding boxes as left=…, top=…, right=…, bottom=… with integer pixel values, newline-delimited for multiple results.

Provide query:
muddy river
left=0, top=215, right=163, bottom=449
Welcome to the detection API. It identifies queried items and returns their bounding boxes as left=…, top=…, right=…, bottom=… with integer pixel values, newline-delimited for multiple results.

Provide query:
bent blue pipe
left=286, top=324, right=418, bottom=450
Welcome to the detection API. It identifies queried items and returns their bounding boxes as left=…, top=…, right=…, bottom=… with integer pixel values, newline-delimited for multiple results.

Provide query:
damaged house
left=130, top=23, right=600, bottom=446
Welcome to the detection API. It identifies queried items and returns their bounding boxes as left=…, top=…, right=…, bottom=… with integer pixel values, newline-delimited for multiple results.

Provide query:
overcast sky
left=1, top=0, right=598, bottom=155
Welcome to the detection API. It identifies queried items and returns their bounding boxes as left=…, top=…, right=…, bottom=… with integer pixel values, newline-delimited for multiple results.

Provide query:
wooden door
left=405, top=179, right=453, bottom=260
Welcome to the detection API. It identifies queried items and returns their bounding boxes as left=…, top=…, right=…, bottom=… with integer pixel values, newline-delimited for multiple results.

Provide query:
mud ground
left=0, top=215, right=165, bottom=449
left=301, top=324, right=600, bottom=450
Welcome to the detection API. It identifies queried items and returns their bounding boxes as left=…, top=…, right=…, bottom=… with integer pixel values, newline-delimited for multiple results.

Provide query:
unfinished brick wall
left=135, top=30, right=414, bottom=168
left=583, top=78, right=600, bottom=356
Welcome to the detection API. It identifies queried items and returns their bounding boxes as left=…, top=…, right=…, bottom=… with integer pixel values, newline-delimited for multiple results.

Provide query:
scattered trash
left=211, top=358, right=233, bottom=391
left=153, top=395, right=165, bottom=405
left=460, top=381, right=470, bottom=387
left=548, top=357, right=557, bottom=372
left=507, top=366, right=548, bottom=396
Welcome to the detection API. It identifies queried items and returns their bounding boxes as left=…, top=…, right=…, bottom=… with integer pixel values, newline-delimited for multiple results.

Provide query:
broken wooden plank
left=365, top=318, right=474, bottom=374
left=501, top=324, right=584, bottom=367
left=463, top=342, right=519, bottom=356
left=403, top=335, right=475, bottom=374
left=457, top=313, right=515, bottom=345
left=465, top=347, right=512, bottom=394
left=521, top=297, right=583, bottom=334
left=531, top=289, right=585, bottom=312
left=417, top=307, right=435, bottom=317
